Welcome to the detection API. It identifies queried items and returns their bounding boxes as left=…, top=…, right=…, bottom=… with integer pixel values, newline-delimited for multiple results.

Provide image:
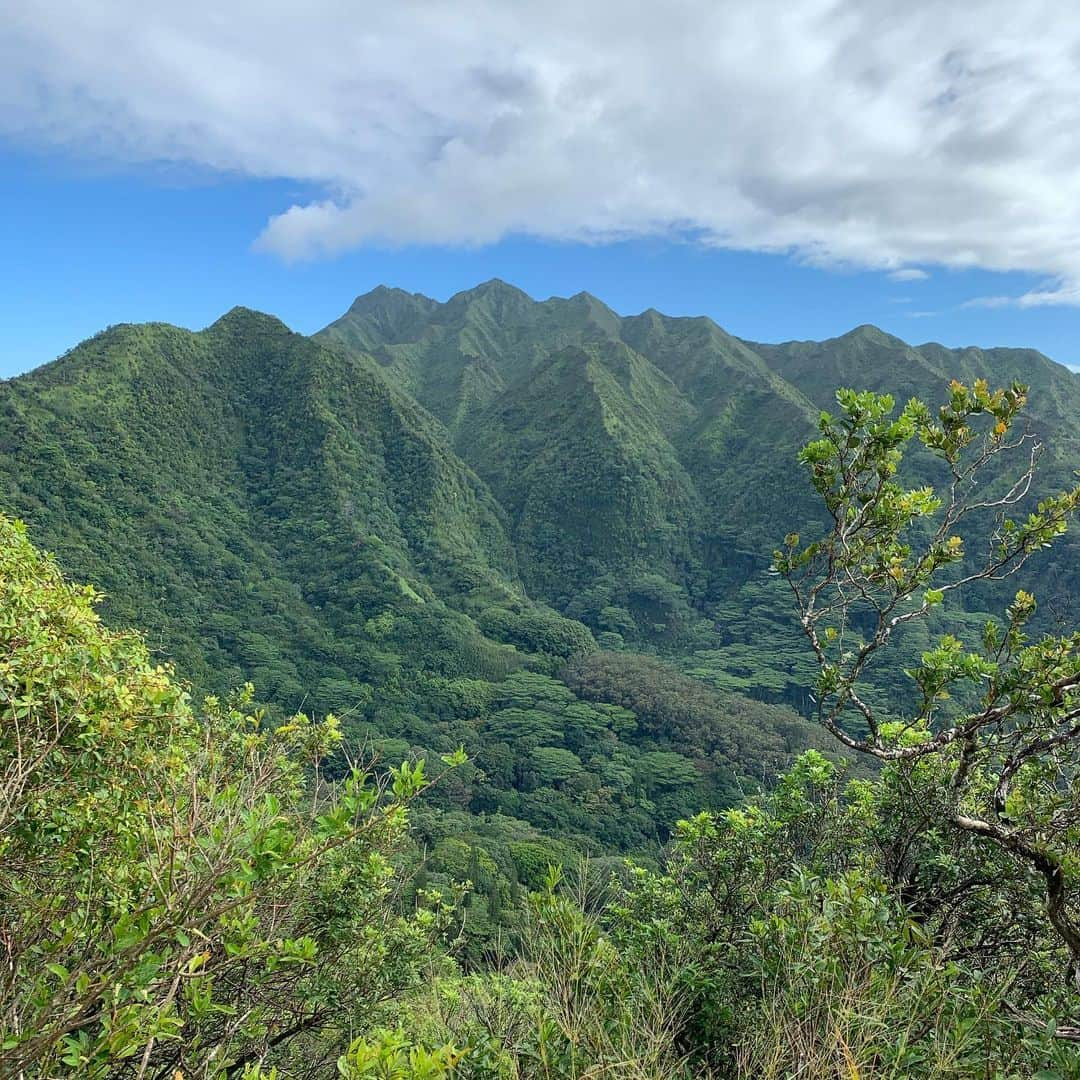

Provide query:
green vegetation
left=0, top=516, right=454, bottom=1076
left=0, top=295, right=876, bottom=945
left=4, top=488, right=1078, bottom=1074
left=775, top=378, right=1080, bottom=981
left=3, top=285, right=1080, bottom=1075
left=319, top=284, right=1080, bottom=635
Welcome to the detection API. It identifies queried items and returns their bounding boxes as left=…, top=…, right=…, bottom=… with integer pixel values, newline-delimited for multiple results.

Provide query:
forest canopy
left=2, top=288, right=1080, bottom=1076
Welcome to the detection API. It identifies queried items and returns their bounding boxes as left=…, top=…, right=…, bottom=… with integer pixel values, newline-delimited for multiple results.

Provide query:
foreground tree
left=0, top=515, right=454, bottom=1077
left=774, top=380, right=1080, bottom=1024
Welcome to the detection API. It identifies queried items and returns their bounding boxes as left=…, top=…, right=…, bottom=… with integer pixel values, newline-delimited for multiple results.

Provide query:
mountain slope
left=0, top=310, right=533, bottom=714
left=3, top=283, right=1076, bottom=959
left=458, top=339, right=702, bottom=601
left=754, top=326, right=1080, bottom=620
left=318, top=283, right=823, bottom=600
left=3, top=285, right=1077, bottom=848
left=5, top=301, right=864, bottom=865
left=320, top=283, right=1080, bottom=625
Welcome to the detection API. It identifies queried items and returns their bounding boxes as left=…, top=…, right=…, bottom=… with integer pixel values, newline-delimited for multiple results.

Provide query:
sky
left=3, top=1, right=1080, bottom=378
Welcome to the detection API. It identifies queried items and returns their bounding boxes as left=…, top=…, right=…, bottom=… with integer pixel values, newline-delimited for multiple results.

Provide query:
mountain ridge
left=315, top=278, right=1080, bottom=641
left=4, top=281, right=1078, bottom=881
left=5, top=282, right=1078, bottom=720
left=335, top=284, right=1077, bottom=377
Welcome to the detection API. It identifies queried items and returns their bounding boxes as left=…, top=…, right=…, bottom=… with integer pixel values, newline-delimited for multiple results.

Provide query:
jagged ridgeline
left=2, top=282, right=1078, bottom=850
left=319, top=282, right=1079, bottom=688
left=320, top=283, right=1079, bottom=604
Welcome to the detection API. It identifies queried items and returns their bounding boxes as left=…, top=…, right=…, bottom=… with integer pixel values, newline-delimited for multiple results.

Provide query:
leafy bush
left=0, top=515, right=451, bottom=1077
left=478, top=606, right=597, bottom=660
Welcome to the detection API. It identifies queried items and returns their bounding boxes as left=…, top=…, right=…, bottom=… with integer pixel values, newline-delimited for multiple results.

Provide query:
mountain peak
left=567, top=288, right=618, bottom=313
left=346, top=285, right=436, bottom=317
left=205, top=306, right=293, bottom=335
left=838, top=323, right=908, bottom=348
left=449, top=279, right=534, bottom=306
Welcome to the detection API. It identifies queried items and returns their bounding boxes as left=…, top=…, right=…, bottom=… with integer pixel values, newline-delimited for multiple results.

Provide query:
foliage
left=340, top=867, right=694, bottom=1080
left=320, top=284, right=1080, bottom=641
left=340, top=751, right=1080, bottom=1079
left=775, top=380, right=1080, bottom=1005
left=339, top=1030, right=466, bottom=1079
left=6, top=288, right=1080, bottom=1076
left=477, top=606, right=596, bottom=662
left=606, top=752, right=1080, bottom=1078
left=0, top=305, right=846, bottom=922
left=0, top=515, right=451, bottom=1077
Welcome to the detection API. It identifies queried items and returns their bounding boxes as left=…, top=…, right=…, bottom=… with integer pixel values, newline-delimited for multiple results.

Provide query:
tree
left=0, top=515, right=455, bottom=1077
left=774, top=380, right=1080, bottom=1029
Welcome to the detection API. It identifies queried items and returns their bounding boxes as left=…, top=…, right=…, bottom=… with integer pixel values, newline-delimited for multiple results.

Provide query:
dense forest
left=1, top=284, right=1079, bottom=1075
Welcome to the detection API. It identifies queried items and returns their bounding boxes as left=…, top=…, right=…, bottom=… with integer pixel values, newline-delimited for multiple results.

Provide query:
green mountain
left=0, top=310, right=532, bottom=705
left=6, top=282, right=1078, bottom=1072
left=0, top=299, right=854, bottom=903
left=755, top=325, right=1080, bottom=621
left=2, top=282, right=1077, bottom=906
left=319, top=280, right=1080, bottom=647
left=456, top=339, right=702, bottom=601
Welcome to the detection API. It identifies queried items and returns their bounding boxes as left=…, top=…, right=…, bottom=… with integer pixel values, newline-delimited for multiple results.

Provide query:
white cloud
left=889, top=269, right=929, bottom=282
left=4, top=1, right=1080, bottom=303
left=1002, top=284, right=1080, bottom=307
left=964, top=283, right=1080, bottom=308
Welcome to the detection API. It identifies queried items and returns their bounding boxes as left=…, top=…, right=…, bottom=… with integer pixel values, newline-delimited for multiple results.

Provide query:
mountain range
left=2, top=280, right=1077, bottom=876
left=318, top=281, right=1079, bottom=609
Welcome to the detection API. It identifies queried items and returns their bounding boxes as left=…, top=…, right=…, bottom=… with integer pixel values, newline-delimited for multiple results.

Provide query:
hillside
left=319, top=281, right=1080, bottom=701
left=7, top=506, right=1077, bottom=1078
left=0, top=301, right=856, bottom=939
left=6, top=281, right=1077, bottom=721
left=318, top=283, right=826, bottom=604
left=2, top=284, right=1077, bottom=917
left=4, top=279, right=1079, bottom=973
left=0, top=310, right=528, bottom=702
left=321, top=283, right=1080, bottom=604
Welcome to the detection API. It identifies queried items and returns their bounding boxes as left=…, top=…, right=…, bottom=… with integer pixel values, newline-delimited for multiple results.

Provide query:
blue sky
left=4, top=3, right=1080, bottom=378
left=5, top=148, right=1080, bottom=380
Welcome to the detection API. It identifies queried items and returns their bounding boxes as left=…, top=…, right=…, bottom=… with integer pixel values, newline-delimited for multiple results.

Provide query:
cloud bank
left=4, top=2, right=1080, bottom=301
